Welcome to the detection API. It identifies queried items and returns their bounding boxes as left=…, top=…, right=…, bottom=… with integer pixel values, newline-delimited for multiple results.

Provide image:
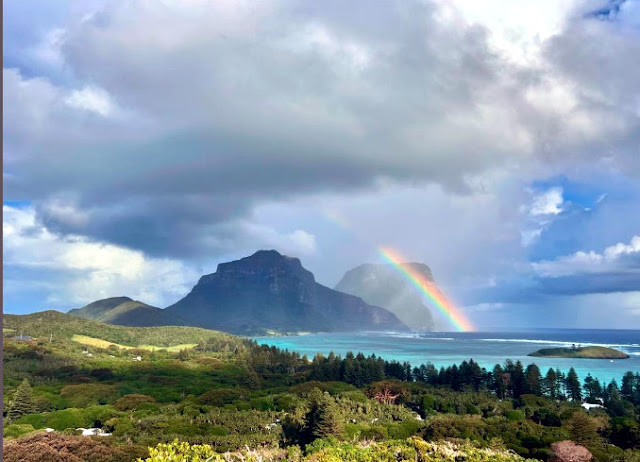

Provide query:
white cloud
left=530, top=187, right=564, bottom=216
left=447, top=0, right=578, bottom=65
left=239, top=222, right=318, bottom=257
left=3, top=205, right=199, bottom=308
left=31, top=28, right=66, bottom=68
left=533, top=235, right=640, bottom=277
left=65, top=86, right=116, bottom=117
left=287, top=230, right=317, bottom=255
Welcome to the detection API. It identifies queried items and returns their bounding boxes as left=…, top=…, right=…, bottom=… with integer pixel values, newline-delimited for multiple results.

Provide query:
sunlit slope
left=68, top=296, right=190, bottom=327
left=3, top=310, right=246, bottom=349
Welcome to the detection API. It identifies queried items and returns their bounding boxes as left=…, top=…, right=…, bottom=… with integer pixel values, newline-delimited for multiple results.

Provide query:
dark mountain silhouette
left=166, top=250, right=407, bottom=334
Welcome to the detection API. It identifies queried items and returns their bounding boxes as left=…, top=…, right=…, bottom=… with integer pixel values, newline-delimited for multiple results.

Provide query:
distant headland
left=529, top=345, right=629, bottom=359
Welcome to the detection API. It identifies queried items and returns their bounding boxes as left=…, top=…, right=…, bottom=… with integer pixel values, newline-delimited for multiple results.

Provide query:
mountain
left=68, top=296, right=189, bottom=327
left=335, top=263, right=435, bottom=331
left=166, top=250, right=408, bottom=334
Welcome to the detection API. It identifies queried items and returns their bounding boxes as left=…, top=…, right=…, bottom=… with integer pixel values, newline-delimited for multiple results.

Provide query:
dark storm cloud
left=3, top=1, right=640, bottom=326
left=4, top=0, right=526, bottom=257
left=537, top=272, right=640, bottom=295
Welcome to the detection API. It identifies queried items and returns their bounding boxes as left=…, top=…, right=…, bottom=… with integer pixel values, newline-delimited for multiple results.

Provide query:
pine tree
left=583, top=374, right=603, bottom=402
left=510, top=361, right=526, bottom=398
left=544, top=368, right=559, bottom=399
left=569, top=412, right=599, bottom=444
left=621, top=371, right=635, bottom=402
left=566, top=367, right=582, bottom=402
left=492, top=364, right=507, bottom=399
left=605, top=380, right=621, bottom=404
left=524, top=364, right=542, bottom=396
left=7, top=378, right=36, bottom=422
left=307, top=388, right=342, bottom=440
left=556, top=368, right=567, bottom=400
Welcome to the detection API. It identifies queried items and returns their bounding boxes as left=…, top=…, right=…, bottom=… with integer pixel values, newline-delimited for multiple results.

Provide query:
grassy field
left=71, top=334, right=197, bottom=352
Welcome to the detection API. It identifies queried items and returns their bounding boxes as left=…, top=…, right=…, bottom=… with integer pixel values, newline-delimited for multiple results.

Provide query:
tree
left=621, top=371, right=636, bottom=402
left=492, top=364, right=507, bottom=399
left=556, top=368, right=567, bottom=400
left=569, top=412, right=599, bottom=445
left=507, top=360, right=525, bottom=398
left=524, top=364, right=542, bottom=396
left=605, top=380, right=621, bottom=404
left=565, top=368, right=582, bottom=402
left=7, top=379, right=36, bottom=422
left=545, top=368, right=560, bottom=399
left=583, top=374, right=603, bottom=403
left=306, top=388, right=342, bottom=440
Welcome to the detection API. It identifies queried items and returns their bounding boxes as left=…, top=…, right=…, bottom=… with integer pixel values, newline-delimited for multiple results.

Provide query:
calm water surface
left=254, top=329, right=640, bottom=384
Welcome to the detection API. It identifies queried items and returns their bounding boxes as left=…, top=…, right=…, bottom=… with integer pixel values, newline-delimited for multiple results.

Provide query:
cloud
left=533, top=234, right=640, bottom=277
left=525, top=234, right=640, bottom=297
left=65, top=86, right=117, bottom=117
left=4, top=1, right=640, bottom=327
left=530, top=187, right=564, bottom=216
left=8, top=0, right=637, bottom=259
left=3, top=205, right=200, bottom=310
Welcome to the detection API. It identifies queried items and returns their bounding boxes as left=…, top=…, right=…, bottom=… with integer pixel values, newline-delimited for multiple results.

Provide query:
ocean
left=253, top=329, right=640, bottom=385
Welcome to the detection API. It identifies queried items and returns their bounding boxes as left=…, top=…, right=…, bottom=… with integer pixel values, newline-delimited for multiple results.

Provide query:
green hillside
left=2, top=310, right=244, bottom=349
left=68, top=296, right=133, bottom=320
left=4, top=311, right=640, bottom=461
left=68, top=297, right=190, bottom=327
left=529, top=346, right=629, bottom=359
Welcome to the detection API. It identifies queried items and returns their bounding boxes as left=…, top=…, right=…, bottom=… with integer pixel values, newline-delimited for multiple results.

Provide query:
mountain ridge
left=67, top=250, right=409, bottom=335
left=69, top=297, right=190, bottom=327
left=166, top=250, right=408, bottom=334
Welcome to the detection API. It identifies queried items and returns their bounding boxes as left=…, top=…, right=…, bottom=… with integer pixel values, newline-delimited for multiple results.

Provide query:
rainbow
left=379, top=247, right=474, bottom=332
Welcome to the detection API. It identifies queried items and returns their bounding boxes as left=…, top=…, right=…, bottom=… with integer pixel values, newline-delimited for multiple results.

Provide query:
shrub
left=3, top=423, right=37, bottom=439
left=83, top=405, right=121, bottom=428
left=3, top=432, right=147, bottom=462
left=60, top=384, right=119, bottom=408
left=90, top=368, right=115, bottom=380
left=386, top=420, right=424, bottom=439
left=506, top=410, right=525, bottom=422
left=113, top=394, right=156, bottom=411
left=274, top=393, right=301, bottom=412
left=45, top=408, right=90, bottom=431
left=15, top=413, right=46, bottom=429
left=199, top=387, right=248, bottom=406
left=249, top=396, right=275, bottom=411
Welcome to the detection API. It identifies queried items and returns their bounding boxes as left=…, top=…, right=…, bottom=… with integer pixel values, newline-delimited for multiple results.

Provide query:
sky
left=3, top=0, right=640, bottom=330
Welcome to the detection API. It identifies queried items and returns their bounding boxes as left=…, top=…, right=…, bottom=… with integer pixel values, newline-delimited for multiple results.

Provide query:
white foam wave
left=478, top=338, right=640, bottom=349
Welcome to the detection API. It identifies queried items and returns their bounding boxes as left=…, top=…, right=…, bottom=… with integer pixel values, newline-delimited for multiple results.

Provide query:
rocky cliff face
left=166, top=250, right=407, bottom=334
left=335, top=263, right=435, bottom=331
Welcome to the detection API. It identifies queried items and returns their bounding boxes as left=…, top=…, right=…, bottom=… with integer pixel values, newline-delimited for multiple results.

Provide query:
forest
left=3, top=312, right=640, bottom=461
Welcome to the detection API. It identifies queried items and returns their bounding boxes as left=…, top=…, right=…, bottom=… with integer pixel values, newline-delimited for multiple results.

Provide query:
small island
left=529, top=345, right=629, bottom=359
